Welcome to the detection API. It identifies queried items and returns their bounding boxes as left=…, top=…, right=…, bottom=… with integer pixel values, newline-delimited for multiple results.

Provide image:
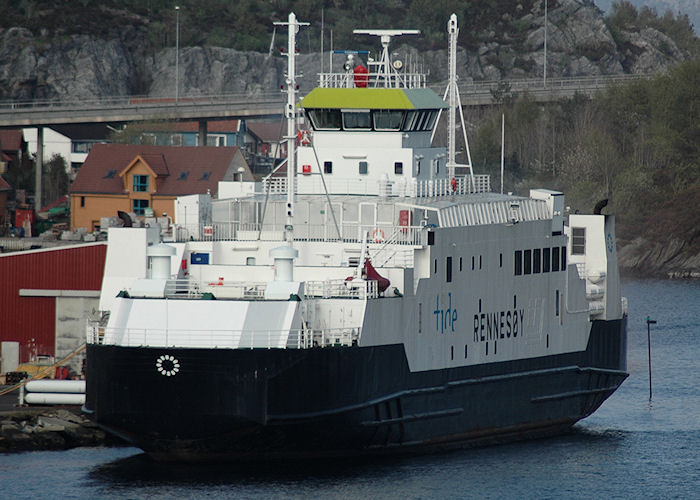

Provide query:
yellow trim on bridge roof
left=301, top=88, right=447, bottom=110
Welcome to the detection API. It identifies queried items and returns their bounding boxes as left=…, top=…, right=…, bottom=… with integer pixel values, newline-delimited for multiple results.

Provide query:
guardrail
left=305, top=279, right=378, bottom=299
left=318, top=71, right=427, bottom=89
left=0, top=91, right=284, bottom=112
left=266, top=174, right=490, bottom=197
left=161, top=277, right=380, bottom=300
left=164, top=278, right=267, bottom=299
left=86, top=324, right=361, bottom=349
left=175, top=222, right=428, bottom=245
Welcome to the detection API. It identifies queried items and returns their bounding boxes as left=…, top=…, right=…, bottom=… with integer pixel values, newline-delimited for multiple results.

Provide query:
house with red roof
left=130, top=120, right=244, bottom=148
left=0, top=130, right=28, bottom=175
left=244, top=119, right=287, bottom=159
left=0, top=175, right=10, bottom=231
left=69, top=144, right=252, bottom=231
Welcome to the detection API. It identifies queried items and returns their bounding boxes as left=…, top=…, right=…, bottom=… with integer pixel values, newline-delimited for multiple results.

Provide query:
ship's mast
left=275, top=13, right=309, bottom=246
left=447, top=16, right=457, bottom=178
left=444, top=14, right=474, bottom=186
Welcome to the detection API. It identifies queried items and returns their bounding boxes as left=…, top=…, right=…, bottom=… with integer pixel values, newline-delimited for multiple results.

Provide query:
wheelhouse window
left=133, top=175, right=149, bottom=192
left=572, top=227, right=586, bottom=255
left=552, top=246, right=560, bottom=272
left=423, top=111, right=438, bottom=131
left=402, top=110, right=439, bottom=131
left=309, top=108, right=438, bottom=132
left=308, top=109, right=341, bottom=130
left=133, top=199, right=149, bottom=215
left=402, top=111, right=419, bottom=131
left=342, top=110, right=372, bottom=130
left=533, top=248, right=541, bottom=273
left=373, top=110, right=404, bottom=130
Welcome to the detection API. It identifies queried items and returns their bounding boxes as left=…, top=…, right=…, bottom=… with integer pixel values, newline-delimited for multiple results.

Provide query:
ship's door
left=325, top=202, right=342, bottom=241
left=359, top=202, right=376, bottom=241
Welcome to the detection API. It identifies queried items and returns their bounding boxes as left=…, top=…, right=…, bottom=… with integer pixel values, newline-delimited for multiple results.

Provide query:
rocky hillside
left=0, top=0, right=695, bottom=101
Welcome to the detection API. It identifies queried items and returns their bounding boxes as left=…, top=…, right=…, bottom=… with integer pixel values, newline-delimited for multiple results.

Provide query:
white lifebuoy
left=372, top=228, right=385, bottom=242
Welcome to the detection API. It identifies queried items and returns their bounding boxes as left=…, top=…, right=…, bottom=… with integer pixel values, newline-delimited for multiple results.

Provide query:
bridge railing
left=0, top=91, right=285, bottom=111
left=0, top=74, right=651, bottom=111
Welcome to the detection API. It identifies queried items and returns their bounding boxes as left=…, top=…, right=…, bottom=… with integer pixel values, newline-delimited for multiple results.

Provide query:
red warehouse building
left=0, top=243, right=106, bottom=373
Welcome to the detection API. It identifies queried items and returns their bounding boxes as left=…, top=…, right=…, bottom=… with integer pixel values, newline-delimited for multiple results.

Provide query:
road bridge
left=0, top=74, right=647, bottom=129
left=439, top=73, right=645, bottom=105
left=0, top=73, right=647, bottom=212
left=0, top=92, right=285, bottom=129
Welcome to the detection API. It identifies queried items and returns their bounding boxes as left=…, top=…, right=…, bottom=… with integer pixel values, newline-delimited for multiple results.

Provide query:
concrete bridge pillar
left=198, top=120, right=207, bottom=146
left=35, top=127, right=43, bottom=211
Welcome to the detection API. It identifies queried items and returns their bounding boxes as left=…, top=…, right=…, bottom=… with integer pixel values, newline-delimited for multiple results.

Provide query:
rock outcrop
left=0, top=25, right=150, bottom=101
left=618, top=237, right=700, bottom=278
left=0, top=0, right=693, bottom=101
left=0, top=407, right=119, bottom=452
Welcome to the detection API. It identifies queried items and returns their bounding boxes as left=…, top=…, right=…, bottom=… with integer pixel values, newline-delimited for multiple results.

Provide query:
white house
left=23, top=124, right=112, bottom=176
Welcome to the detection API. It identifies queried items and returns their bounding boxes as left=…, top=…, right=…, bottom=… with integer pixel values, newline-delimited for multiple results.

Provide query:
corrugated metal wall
left=0, top=243, right=106, bottom=363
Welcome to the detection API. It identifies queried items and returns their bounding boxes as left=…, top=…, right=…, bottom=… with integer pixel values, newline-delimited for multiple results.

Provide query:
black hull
left=85, top=318, right=627, bottom=461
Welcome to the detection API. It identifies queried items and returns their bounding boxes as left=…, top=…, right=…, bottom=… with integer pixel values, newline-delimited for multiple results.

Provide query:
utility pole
left=544, top=0, right=548, bottom=88
left=175, top=5, right=180, bottom=102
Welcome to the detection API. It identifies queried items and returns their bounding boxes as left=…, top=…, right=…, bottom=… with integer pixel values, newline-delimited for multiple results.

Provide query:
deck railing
left=86, top=324, right=360, bottom=349
left=318, top=71, right=427, bottom=89
left=174, top=222, right=428, bottom=246
left=161, top=278, right=380, bottom=300
left=164, top=279, right=267, bottom=299
left=305, top=279, right=378, bottom=299
left=265, top=175, right=490, bottom=197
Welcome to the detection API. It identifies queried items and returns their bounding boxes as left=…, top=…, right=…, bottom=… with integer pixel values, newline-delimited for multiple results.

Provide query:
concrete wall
left=55, top=296, right=99, bottom=373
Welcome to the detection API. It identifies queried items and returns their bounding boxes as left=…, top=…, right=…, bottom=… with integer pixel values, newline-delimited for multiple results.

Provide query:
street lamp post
left=647, top=316, right=657, bottom=400
left=543, top=0, right=547, bottom=88
left=175, top=5, right=180, bottom=102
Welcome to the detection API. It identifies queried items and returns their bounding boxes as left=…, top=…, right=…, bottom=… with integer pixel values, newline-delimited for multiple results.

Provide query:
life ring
left=372, top=228, right=385, bottom=242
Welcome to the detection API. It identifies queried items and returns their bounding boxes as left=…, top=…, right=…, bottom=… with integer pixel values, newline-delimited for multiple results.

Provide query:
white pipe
left=25, top=393, right=86, bottom=405
left=26, top=380, right=86, bottom=393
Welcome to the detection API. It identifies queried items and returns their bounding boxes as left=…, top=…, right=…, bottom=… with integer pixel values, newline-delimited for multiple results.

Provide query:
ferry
left=84, top=13, right=628, bottom=461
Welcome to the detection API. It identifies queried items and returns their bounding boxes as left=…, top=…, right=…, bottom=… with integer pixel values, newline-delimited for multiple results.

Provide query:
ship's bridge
left=296, top=87, right=450, bottom=197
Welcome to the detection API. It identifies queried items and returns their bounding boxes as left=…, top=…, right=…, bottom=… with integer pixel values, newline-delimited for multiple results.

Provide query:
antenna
left=353, top=29, right=419, bottom=88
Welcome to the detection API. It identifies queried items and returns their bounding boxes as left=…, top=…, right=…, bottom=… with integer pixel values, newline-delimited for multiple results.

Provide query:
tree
left=44, top=153, right=70, bottom=207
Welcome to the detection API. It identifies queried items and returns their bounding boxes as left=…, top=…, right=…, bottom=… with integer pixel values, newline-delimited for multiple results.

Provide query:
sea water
left=1, top=279, right=698, bottom=499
